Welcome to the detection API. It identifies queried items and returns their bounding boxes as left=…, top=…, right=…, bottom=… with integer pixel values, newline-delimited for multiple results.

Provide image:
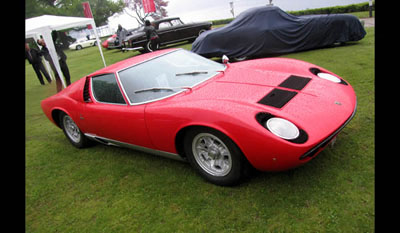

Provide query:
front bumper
left=299, top=100, right=357, bottom=160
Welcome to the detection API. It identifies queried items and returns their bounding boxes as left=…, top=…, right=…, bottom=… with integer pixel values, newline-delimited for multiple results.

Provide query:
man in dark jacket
left=25, top=43, right=52, bottom=85
left=143, top=20, right=160, bottom=51
left=38, top=38, right=72, bottom=92
left=51, top=30, right=71, bottom=87
left=38, top=32, right=71, bottom=92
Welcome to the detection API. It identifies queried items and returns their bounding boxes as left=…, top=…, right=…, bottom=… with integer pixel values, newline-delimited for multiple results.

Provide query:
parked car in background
left=192, top=6, right=366, bottom=60
left=102, top=28, right=139, bottom=49
left=124, top=17, right=212, bottom=52
left=101, top=34, right=117, bottom=49
left=68, top=37, right=97, bottom=50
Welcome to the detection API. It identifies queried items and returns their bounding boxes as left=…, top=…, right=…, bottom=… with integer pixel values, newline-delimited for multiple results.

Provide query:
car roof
left=153, top=17, right=180, bottom=24
left=89, top=48, right=179, bottom=77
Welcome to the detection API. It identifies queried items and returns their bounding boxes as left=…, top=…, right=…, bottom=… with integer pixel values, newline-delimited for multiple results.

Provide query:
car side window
left=159, top=22, right=172, bottom=29
left=91, top=73, right=126, bottom=104
left=171, top=19, right=183, bottom=26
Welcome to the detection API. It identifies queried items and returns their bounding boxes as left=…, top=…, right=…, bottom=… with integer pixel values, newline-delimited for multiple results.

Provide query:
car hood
left=180, top=57, right=357, bottom=140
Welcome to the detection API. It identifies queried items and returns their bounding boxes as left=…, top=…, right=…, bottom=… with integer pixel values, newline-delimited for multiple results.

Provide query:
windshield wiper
left=175, top=69, right=227, bottom=76
left=175, top=71, right=208, bottom=76
left=134, top=86, right=192, bottom=94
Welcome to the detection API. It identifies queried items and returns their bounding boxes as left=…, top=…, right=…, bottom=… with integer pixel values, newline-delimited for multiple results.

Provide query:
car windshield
left=117, top=49, right=225, bottom=105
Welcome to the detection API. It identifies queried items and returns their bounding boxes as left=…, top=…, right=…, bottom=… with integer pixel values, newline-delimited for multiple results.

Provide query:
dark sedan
left=123, top=17, right=212, bottom=52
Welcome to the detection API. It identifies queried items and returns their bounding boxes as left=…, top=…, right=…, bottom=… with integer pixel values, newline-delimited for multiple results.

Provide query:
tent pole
left=42, top=31, right=67, bottom=89
left=91, top=22, right=107, bottom=67
left=34, top=34, right=54, bottom=81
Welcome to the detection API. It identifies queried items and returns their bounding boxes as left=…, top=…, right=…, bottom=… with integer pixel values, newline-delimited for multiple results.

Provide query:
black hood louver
left=278, top=75, right=311, bottom=90
left=258, top=88, right=297, bottom=108
left=258, top=75, right=311, bottom=108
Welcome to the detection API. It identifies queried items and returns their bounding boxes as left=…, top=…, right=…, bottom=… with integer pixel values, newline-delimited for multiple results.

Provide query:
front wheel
left=184, top=127, right=247, bottom=186
left=59, top=112, right=91, bottom=148
left=145, top=40, right=160, bottom=52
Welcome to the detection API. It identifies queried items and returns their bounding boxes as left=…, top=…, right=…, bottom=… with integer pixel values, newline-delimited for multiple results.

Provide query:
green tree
left=124, top=0, right=169, bottom=25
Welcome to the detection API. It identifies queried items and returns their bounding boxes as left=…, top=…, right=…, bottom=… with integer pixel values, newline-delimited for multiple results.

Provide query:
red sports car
left=101, top=34, right=117, bottom=49
left=41, top=48, right=357, bottom=186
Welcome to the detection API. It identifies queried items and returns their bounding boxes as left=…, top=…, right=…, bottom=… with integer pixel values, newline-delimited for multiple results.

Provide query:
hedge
left=211, top=1, right=375, bottom=25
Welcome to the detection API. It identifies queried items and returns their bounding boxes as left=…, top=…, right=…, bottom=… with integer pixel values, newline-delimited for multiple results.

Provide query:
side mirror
left=222, top=55, right=229, bottom=64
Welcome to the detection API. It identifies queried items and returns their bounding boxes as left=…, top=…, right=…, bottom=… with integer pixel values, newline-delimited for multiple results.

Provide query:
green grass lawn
left=26, top=27, right=374, bottom=232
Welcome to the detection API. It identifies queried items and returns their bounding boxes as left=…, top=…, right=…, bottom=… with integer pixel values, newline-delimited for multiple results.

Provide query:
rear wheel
left=198, top=29, right=206, bottom=36
left=184, top=127, right=247, bottom=186
left=59, top=112, right=91, bottom=148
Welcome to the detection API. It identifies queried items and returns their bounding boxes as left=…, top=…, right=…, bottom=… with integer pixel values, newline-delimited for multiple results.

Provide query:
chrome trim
left=159, top=36, right=197, bottom=45
left=84, top=133, right=186, bottom=162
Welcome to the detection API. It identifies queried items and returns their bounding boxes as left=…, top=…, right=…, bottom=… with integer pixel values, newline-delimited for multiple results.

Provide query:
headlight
left=265, top=117, right=300, bottom=140
left=317, top=72, right=341, bottom=83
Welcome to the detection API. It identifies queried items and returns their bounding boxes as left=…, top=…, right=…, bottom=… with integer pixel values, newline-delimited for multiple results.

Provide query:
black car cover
left=191, top=6, right=366, bottom=58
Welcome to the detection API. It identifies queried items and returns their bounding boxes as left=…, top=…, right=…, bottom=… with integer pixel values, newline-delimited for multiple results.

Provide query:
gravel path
left=360, top=17, right=374, bottom=27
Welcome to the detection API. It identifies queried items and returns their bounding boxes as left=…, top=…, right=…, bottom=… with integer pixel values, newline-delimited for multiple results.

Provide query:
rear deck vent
left=278, top=75, right=311, bottom=90
left=258, top=88, right=297, bottom=108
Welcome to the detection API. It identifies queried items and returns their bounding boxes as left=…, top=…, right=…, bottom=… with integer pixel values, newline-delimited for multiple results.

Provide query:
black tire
left=184, top=127, right=247, bottom=186
left=59, top=112, right=92, bottom=148
left=76, top=45, right=82, bottom=50
left=145, top=40, right=160, bottom=52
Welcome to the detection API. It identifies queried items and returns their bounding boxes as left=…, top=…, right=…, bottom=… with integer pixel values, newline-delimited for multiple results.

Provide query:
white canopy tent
left=25, top=15, right=107, bottom=88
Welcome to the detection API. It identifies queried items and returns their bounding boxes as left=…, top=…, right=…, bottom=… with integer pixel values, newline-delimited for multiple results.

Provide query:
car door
left=157, top=21, right=179, bottom=43
left=82, top=40, right=91, bottom=48
left=80, top=74, right=153, bottom=149
left=169, top=19, right=191, bottom=39
left=77, top=39, right=85, bottom=48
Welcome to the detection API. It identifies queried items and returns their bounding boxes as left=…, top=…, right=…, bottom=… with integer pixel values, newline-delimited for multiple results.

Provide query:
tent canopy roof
left=26, top=15, right=94, bottom=37
left=25, top=14, right=106, bottom=89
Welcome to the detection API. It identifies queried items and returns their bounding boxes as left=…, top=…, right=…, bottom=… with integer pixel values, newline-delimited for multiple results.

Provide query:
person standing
left=51, top=30, right=71, bottom=86
left=116, top=24, right=127, bottom=48
left=144, top=20, right=160, bottom=52
left=38, top=32, right=71, bottom=92
left=37, top=39, right=63, bottom=92
left=25, top=43, right=52, bottom=85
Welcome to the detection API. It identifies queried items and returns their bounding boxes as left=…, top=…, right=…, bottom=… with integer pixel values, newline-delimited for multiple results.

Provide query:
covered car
left=191, top=6, right=366, bottom=59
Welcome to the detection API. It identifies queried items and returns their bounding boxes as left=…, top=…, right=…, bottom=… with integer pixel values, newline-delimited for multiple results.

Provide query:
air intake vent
left=83, top=77, right=91, bottom=102
left=278, top=75, right=311, bottom=90
left=258, top=88, right=297, bottom=108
